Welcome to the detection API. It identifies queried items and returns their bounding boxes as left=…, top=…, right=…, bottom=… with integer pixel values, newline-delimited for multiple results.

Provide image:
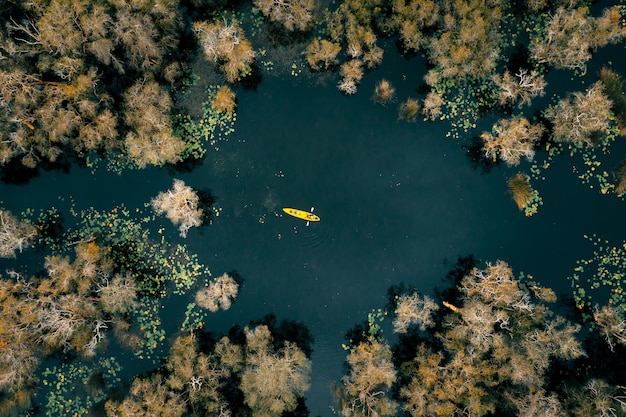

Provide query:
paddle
left=306, top=207, right=314, bottom=226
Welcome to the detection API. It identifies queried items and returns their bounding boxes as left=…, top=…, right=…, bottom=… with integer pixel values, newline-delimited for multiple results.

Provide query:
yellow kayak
left=282, top=207, right=320, bottom=222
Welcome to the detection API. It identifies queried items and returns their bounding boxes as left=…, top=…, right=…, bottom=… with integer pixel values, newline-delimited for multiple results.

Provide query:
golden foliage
left=426, top=0, right=504, bottom=79
left=211, top=85, right=236, bottom=115
left=254, top=0, right=315, bottom=31
left=529, top=6, right=625, bottom=71
left=508, top=173, right=533, bottom=211
left=339, top=339, right=398, bottom=417
left=593, top=305, right=626, bottom=352
left=241, top=325, right=311, bottom=417
left=387, top=0, right=439, bottom=52
left=98, top=273, right=138, bottom=315
left=421, top=91, right=443, bottom=121
left=398, top=98, right=420, bottom=122
left=399, top=261, right=585, bottom=416
left=123, top=79, right=184, bottom=168
left=192, top=19, right=255, bottom=83
left=305, top=39, right=341, bottom=71
left=105, top=374, right=186, bottom=417
left=372, top=79, right=396, bottom=105
left=0, top=0, right=184, bottom=168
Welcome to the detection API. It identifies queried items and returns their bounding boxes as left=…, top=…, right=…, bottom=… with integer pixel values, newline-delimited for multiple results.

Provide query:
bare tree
left=195, top=273, right=239, bottom=312
left=151, top=179, right=203, bottom=237
left=0, top=209, right=36, bottom=258
left=481, top=117, right=544, bottom=166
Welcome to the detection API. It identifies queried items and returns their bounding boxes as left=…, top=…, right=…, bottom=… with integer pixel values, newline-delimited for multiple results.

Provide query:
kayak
left=282, top=207, right=320, bottom=222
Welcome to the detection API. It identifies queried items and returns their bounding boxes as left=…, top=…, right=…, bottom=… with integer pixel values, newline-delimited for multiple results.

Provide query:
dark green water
left=2, top=46, right=626, bottom=415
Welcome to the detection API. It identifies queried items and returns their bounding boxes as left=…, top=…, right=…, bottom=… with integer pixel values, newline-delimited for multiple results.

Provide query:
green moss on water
left=41, top=357, right=121, bottom=417
left=433, top=77, right=499, bottom=140
left=174, top=84, right=238, bottom=160
left=569, top=234, right=626, bottom=322
left=132, top=298, right=167, bottom=360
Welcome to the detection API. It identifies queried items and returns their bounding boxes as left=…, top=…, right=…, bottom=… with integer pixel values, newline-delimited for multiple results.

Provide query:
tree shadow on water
left=197, top=188, right=216, bottom=225
left=249, top=313, right=315, bottom=357
left=434, top=254, right=479, bottom=307
left=463, top=135, right=499, bottom=173
left=0, top=156, right=72, bottom=185
left=169, top=154, right=206, bottom=174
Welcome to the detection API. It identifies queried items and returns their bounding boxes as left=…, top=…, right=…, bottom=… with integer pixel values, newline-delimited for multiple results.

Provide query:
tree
left=211, top=85, right=237, bottom=115
left=0, top=278, right=40, bottom=414
left=195, top=273, right=239, bottom=312
left=192, top=19, right=255, bottom=83
left=399, top=261, right=585, bottom=417
left=151, top=179, right=203, bottom=237
left=105, top=374, right=186, bottom=417
left=36, top=242, right=113, bottom=355
left=0, top=0, right=186, bottom=169
left=305, top=39, right=341, bottom=71
left=310, top=0, right=385, bottom=93
left=123, top=79, right=185, bottom=168
left=599, top=67, right=626, bottom=135
left=481, top=117, right=544, bottom=166
left=372, top=79, right=396, bottom=105
left=338, top=59, right=364, bottom=95
left=98, top=273, right=139, bottom=315
left=422, top=91, right=443, bottom=121
left=593, top=304, right=626, bottom=352
left=0, top=209, right=36, bottom=258
left=387, top=0, right=439, bottom=53
left=505, top=389, right=565, bottom=417
left=531, top=6, right=626, bottom=71
left=165, top=333, right=235, bottom=414
left=392, top=292, right=439, bottom=333
left=530, top=7, right=593, bottom=71
left=492, top=68, right=547, bottom=108
left=253, top=0, right=315, bottom=32
left=398, top=98, right=420, bottom=122
left=425, top=0, right=504, bottom=80
left=240, top=324, right=311, bottom=417
left=566, top=379, right=626, bottom=417
left=337, top=339, right=398, bottom=417
left=544, top=82, right=613, bottom=146
left=507, top=173, right=534, bottom=212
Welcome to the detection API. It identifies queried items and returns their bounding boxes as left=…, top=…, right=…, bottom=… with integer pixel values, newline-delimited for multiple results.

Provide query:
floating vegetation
left=341, top=308, right=388, bottom=351
left=174, top=84, right=238, bottom=158
left=435, top=77, right=498, bottom=139
left=256, top=48, right=275, bottom=72
left=132, top=298, right=167, bottom=360
left=367, top=308, right=388, bottom=339
left=27, top=202, right=211, bottom=359
left=290, top=60, right=305, bottom=77
left=168, top=244, right=209, bottom=295
left=530, top=121, right=623, bottom=198
left=41, top=357, right=121, bottom=417
left=569, top=234, right=626, bottom=322
left=181, top=302, right=208, bottom=332
left=55, top=204, right=209, bottom=296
